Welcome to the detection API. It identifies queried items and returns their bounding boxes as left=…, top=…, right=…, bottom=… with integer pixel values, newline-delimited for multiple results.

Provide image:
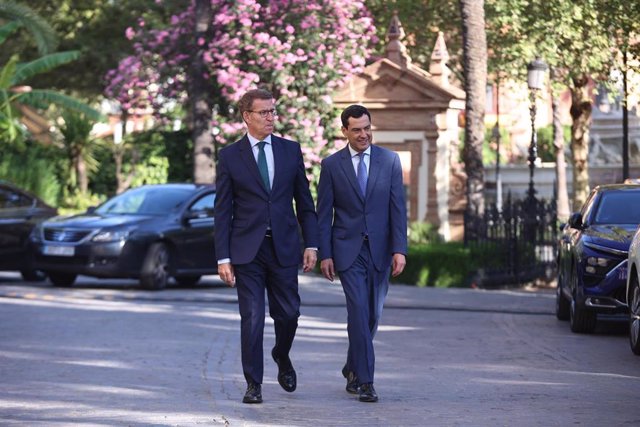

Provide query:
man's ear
left=341, top=126, right=348, bottom=138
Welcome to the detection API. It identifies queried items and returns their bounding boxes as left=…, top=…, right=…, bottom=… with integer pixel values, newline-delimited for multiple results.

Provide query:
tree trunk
left=459, top=0, right=487, bottom=216
left=569, top=74, right=592, bottom=211
left=75, top=155, right=88, bottom=194
left=552, top=92, right=570, bottom=220
left=189, top=0, right=215, bottom=184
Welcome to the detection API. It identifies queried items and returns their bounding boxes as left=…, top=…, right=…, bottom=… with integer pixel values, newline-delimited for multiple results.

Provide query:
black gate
left=463, top=194, right=558, bottom=287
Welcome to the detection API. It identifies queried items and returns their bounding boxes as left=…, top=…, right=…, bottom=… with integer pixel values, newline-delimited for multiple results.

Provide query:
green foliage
left=59, top=110, right=99, bottom=192
left=0, top=0, right=58, bottom=54
left=391, top=242, right=477, bottom=287
left=0, top=0, right=187, bottom=98
left=535, top=124, right=571, bottom=162
left=129, top=155, right=168, bottom=188
left=483, top=124, right=511, bottom=165
left=0, top=141, right=61, bottom=205
left=408, top=222, right=443, bottom=245
left=58, top=189, right=104, bottom=215
left=161, top=130, right=193, bottom=183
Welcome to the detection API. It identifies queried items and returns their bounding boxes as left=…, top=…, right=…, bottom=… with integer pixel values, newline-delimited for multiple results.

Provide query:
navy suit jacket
left=214, top=134, right=318, bottom=266
left=317, top=145, right=407, bottom=272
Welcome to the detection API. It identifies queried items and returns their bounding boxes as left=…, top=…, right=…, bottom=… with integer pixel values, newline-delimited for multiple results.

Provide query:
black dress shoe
left=359, top=383, right=378, bottom=403
left=272, top=349, right=296, bottom=392
left=243, top=382, right=262, bottom=404
left=345, top=371, right=358, bottom=394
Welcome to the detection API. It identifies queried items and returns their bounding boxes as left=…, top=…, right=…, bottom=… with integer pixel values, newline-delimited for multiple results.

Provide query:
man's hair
left=341, top=104, right=371, bottom=128
left=239, top=89, right=273, bottom=119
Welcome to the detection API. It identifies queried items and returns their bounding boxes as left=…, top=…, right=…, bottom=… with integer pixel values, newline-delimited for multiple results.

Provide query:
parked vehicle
left=0, top=181, right=57, bottom=280
left=556, top=184, right=640, bottom=333
left=625, top=225, right=640, bottom=355
left=31, top=183, right=217, bottom=290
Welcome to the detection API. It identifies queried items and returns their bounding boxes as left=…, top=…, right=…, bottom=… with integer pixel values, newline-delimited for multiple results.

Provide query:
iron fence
left=463, top=193, right=558, bottom=287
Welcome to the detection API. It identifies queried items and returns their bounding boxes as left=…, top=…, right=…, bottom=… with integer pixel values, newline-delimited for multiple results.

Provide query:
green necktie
left=257, top=141, right=270, bottom=191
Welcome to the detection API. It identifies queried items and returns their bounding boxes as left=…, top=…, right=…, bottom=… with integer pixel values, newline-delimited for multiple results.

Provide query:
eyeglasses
left=248, top=109, right=278, bottom=118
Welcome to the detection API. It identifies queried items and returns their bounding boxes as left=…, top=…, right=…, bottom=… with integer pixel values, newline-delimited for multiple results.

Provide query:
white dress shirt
left=348, top=144, right=370, bottom=177
left=247, top=133, right=274, bottom=188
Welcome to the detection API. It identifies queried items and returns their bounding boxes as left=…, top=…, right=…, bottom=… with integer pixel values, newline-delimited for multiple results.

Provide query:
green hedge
left=391, top=242, right=476, bottom=287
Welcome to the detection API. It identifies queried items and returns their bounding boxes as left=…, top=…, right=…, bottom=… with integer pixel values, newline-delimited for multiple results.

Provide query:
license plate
left=43, top=245, right=75, bottom=257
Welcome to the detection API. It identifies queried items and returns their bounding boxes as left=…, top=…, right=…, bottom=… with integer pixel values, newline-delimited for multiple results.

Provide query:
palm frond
left=0, top=21, right=21, bottom=45
left=0, top=55, right=18, bottom=89
left=12, top=51, right=81, bottom=85
left=16, top=89, right=104, bottom=121
left=0, top=1, right=57, bottom=54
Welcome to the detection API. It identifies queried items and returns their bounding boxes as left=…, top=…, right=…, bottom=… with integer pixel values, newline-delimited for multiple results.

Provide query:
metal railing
left=463, top=193, right=558, bottom=287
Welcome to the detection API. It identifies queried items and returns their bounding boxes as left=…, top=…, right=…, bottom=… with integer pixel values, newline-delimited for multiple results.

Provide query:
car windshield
left=593, top=191, right=640, bottom=224
left=95, top=186, right=194, bottom=215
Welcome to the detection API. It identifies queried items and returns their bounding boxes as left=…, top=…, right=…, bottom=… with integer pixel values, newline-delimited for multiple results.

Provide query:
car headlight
left=92, top=230, right=130, bottom=242
left=29, top=225, right=43, bottom=241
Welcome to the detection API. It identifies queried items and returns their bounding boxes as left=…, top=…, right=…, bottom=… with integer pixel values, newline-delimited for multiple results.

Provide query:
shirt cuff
left=217, top=258, right=231, bottom=265
left=305, top=247, right=318, bottom=251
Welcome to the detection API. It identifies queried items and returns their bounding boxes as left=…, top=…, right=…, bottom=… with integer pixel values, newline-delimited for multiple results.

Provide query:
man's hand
left=302, top=248, right=317, bottom=273
left=218, top=262, right=235, bottom=287
left=321, top=258, right=336, bottom=282
left=391, top=253, right=406, bottom=277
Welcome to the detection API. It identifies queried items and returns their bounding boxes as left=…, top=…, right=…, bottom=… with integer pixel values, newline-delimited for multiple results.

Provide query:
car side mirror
left=85, top=206, right=97, bottom=214
left=567, top=212, right=583, bottom=229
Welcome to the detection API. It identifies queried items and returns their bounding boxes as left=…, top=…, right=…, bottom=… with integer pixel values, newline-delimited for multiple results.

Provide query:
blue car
left=556, top=184, right=640, bottom=333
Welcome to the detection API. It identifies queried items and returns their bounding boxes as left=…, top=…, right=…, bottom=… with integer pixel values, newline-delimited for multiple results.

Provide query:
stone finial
left=385, top=11, right=411, bottom=68
left=429, top=32, right=451, bottom=86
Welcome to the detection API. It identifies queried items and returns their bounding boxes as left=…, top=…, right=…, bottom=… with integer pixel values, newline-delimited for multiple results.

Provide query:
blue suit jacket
left=317, top=145, right=407, bottom=272
left=214, top=134, right=318, bottom=266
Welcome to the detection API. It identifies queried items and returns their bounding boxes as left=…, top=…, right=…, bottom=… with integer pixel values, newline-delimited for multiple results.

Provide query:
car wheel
left=629, top=275, right=640, bottom=356
left=175, top=275, right=201, bottom=287
left=47, top=272, right=77, bottom=287
left=569, top=288, right=597, bottom=334
left=555, top=273, right=570, bottom=321
left=140, top=242, right=169, bottom=290
left=20, top=269, right=46, bottom=282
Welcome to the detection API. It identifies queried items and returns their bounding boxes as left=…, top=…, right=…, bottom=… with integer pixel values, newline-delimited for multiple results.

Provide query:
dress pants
left=234, top=236, right=300, bottom=385
left=339, top=239, right=390, bottom=384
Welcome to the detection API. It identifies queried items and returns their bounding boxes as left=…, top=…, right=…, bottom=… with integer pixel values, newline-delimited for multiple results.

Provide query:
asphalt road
left=0, top=272, right=639, bottom=426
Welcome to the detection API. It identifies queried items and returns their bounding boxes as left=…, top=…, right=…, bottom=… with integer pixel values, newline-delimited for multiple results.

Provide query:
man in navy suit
left=317, top=104, right=407, bottom=402
left=214, top=88, right=318, bottom=404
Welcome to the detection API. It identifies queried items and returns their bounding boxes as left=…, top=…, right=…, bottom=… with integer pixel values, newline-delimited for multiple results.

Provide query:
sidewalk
left=0, top=272, right=563, bottom=426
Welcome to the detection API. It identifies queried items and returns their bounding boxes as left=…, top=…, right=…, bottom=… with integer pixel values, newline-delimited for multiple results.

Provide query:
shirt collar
left=248, top=133, right=272, bottom=148
left=348, top=144, right=371, bottom=158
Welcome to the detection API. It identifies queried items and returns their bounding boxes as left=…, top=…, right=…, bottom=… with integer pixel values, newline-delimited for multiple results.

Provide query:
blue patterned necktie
left=357, top=151, right=367, bottom=196
left=257, top=141, right=270, bottom=191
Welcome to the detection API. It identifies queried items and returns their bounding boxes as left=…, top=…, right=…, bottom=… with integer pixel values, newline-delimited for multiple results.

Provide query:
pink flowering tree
left=105, top=0, right=376, bottom=184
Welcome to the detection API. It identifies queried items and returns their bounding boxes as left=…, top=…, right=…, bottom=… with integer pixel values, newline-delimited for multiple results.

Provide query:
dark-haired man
left=317, top=104, right=407, bottom=402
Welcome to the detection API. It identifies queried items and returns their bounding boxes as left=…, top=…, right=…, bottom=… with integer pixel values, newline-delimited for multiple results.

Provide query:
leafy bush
left=391, top=242, right=476, bottom=287
left=408, top=221, right=442, bottom=245
left=57, top=190, right=105, bottom=215
left=0, top=142, right=62, bottom=206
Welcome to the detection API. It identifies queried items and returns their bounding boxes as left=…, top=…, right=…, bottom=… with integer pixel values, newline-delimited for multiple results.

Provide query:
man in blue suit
left=214, top=88, right=318, bottom=404
left=317, top=104, right=407, bottom=403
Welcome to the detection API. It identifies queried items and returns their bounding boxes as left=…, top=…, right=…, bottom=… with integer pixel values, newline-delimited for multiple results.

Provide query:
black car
left=556, top=184, right=640, bottom=333
left=31, top=183, right=217, bottom=290
left=0, top=181, right=57, bottom=280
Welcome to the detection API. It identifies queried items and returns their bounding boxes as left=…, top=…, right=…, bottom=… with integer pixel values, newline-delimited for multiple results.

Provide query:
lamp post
left=526, top=58, right=548, bottom=203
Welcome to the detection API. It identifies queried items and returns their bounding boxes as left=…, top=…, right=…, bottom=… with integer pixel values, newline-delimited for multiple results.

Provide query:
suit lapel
left=366, top=145, right=382, bottom=199
left=339, top=146, right=364, bottom=202
left=271, top=135, right=283, bottom=192
left=238, top=135, right=268, bottom=194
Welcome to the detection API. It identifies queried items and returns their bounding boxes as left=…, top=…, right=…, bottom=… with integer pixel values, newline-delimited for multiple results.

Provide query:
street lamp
left=526, top=58, right=548, bottom=202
